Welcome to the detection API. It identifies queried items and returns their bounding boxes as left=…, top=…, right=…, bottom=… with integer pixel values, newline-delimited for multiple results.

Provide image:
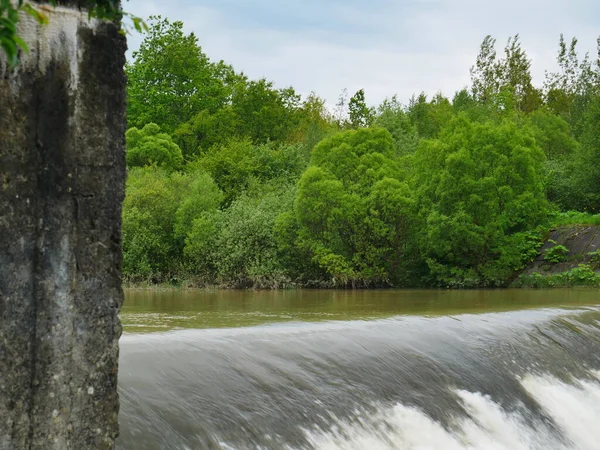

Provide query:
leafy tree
left=126, top=16, right=231, bottom=131
left=528, top=108, right=578, bottom=159
left=470, top=35, right=501, bottom=103
left=407, top=92, right=454, bottom=139
left=126, top=123, right=183, bottom=171
left=471, top=35, right=541, bottom=113
left=348, top=89, right=374, bottom=128
left=294, top=127, right=416, bottom=286
left=544, top=35, right=600, bottom=133
left=413, top=115, right=548, bottom=286
left=173, top=108, right=238, bottom=161
left=574, top=94, right=600, bottom=211
left=191, top=139, right=307, bottom=205
left=374, top=96, right=419, bottom=155
left=498, top=35, right=542, bottom=113
left=231, top=78, right=301, bottom=143
left=122, top=167, right=183, bottom=279
left=173, top=170, right=223, bottom=242
left=288, top=92, right=335, bottom=152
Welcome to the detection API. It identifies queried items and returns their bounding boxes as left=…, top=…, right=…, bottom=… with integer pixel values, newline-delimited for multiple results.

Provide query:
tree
left=230, top=78, right=301, bottom=143
left=413, top=115, right=548, bottom=286
left=374, top=96, right=419, bottom=155
left=287, top=92, right=335, bottom=151
left=470, top=35, right=501, bottom=103
left=348, top=89, right=374, bottom=128
left=126, top=123, right=183, bottom=171
left=499, top=35, right=542, bottom=113
left=122, top=167, right=183, bottom=279
left=407, top=92, right=454, bottom=139
left=173, top=107, right=238, bottom=161
left=191, top=139, right=306, bottom=205
left=126, top=16, right=231, bottom=131
left=294, top=127, right=415, bottom=286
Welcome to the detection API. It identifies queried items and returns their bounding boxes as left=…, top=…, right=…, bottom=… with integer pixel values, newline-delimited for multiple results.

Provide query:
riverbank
left=513, top=224, right=600, bottom=287
left=123, top=225, right=600, bottom=290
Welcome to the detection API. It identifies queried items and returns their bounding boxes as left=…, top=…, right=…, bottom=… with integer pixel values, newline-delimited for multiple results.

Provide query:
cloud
left=124, top=0, right=599, bottom=107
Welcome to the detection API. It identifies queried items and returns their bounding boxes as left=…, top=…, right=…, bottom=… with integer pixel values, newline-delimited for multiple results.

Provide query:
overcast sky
left=125, top=0, right=599, bottom=107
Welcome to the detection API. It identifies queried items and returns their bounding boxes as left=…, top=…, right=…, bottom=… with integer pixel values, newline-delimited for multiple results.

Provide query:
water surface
left=118, top=289, right=600, bottom=449
left=121, top=288, right=600, bottom=332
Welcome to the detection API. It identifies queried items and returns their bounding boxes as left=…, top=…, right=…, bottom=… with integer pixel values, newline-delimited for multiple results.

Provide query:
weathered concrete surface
left=0, top=4, right=126, bottom=449
left=520, top=225, right=600, bottom=276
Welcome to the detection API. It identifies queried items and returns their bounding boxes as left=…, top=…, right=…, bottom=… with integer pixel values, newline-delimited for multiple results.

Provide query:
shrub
left=543, top=244, right=569, bottom=263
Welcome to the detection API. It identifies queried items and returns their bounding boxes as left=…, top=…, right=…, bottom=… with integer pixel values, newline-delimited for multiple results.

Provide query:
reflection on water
left=121, top=288, right=600, bottom=332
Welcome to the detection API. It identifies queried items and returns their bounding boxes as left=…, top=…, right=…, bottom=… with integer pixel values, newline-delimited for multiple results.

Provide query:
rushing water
left=118, top=289, right=600, bottom=449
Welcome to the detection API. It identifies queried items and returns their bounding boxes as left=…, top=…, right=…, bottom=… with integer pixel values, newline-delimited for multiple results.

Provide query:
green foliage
left=407, top=93, right=454, bottom=139
left=413, top=115, right=548, bottom=286
left=586, top=250, right=600, bottom=266
left=120, top=25, right=600, bottom=290
left=548, top=211, right=600, bottom=227
left=126, top=123, right=183, bottom=171
left=518, top=264, right=600, bottom=288
left=230, top=79, right=303, bottom=143
left=294, top=127, right=416, bottom=286
left=122, top=167, right=182, bottom=279
left=348, top=89, right=374, bottom=128
left=185, top=181, right=297, bottom=288
left=528, top=108, right=578, bottom=159
left=191, top=139, right=307, bottom=205
left=122, top=167, right=222, bottom=281
left=470, top=34, right=541, bottom=113
left=374, top=96, right=419, bottom=155
left=173, top=171, right=222, bottom=241
left=126, top=16, right=233, bottom=132
left=544, top=244, right=569, bottom=263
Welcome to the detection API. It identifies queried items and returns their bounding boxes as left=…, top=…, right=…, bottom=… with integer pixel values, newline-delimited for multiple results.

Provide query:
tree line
left=123, top=16, right=600, bottom=288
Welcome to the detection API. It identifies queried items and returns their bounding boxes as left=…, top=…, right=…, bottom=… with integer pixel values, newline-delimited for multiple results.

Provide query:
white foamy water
left=306, top=374, right=600, bottom=450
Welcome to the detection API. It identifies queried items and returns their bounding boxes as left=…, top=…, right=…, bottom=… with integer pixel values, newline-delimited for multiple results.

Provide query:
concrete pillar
left=0, top=3, right=126, bottom=449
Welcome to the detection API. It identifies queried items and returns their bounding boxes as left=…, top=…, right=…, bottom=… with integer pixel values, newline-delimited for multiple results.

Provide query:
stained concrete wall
left=0, top=3, right=126, bottom=449
left=520, top=225, right=600, bottom=276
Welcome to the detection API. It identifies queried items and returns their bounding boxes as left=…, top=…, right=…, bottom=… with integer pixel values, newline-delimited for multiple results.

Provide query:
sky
left=124, top=0, right=600, bottom=107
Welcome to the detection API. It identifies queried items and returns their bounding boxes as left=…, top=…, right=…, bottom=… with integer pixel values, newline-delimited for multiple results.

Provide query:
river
left=117, top=289, right=600, bottom=449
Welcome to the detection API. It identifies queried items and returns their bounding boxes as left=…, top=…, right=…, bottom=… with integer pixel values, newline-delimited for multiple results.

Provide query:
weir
left=0, top=2, right=126, bottom=449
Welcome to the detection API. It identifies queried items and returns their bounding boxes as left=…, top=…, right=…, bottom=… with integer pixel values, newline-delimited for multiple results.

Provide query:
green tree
left=498, top=35, right=542, bottom=113
left=348, top=89, right=374, bottom=128
left=185, top=180, right=297, bottom=287
left=231, top=78, right=301, bottom=143
left=172, top=107, right=238, bottom=161
left=192, top=139, right=306, bottom=205
left=126, top=16, right=231, bottom=131
left=413, top=115, right=548, bottom=286
left=470, top=35, right=501, bottom=103
left=173, top=170, right=223, bottom=242
left=288, top=92, right=335, bottom=152
left=122, top=167, right=183, bottom=280
left=407, top=92, right=454, bottom=139
left=294, top=127, right=416, bottom=286
left=126, top=123, right=183, bottom=171
left=374, top=96, right=419, bottom=155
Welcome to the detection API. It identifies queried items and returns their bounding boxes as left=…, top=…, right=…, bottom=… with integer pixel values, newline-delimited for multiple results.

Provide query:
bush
left=518, top=264, right=600, bottom=288
left=543, top=244, right=569, bottom=263
left=185, top=180, right=297, bottom=288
